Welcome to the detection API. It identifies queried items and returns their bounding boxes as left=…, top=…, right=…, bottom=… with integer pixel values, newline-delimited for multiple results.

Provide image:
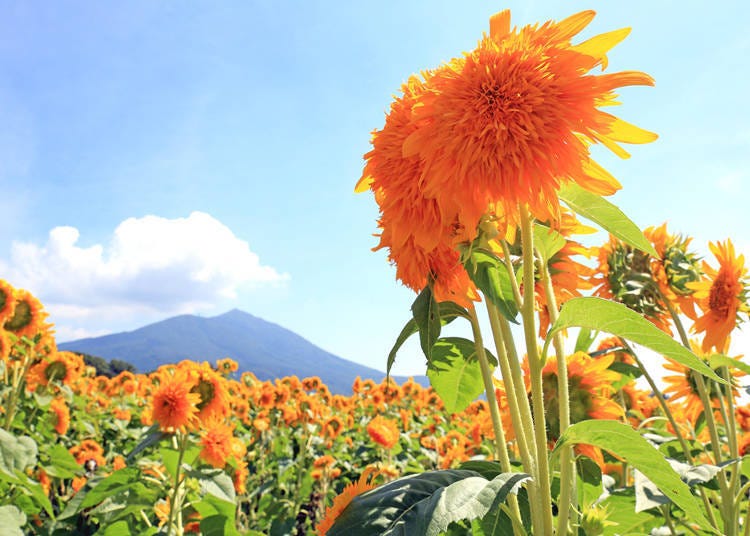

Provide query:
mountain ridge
left=59, top=309, right=427, bottom=395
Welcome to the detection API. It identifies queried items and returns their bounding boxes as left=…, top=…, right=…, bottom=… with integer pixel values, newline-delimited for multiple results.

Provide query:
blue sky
left=1, top=1, right=748, bottom=376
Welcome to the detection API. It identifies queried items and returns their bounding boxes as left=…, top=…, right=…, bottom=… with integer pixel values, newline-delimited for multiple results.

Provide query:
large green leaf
left=327, top=470, right=530, bottom=536
left=546, top=297, right=723, bottom=383
left=552, top=420, right=716, bottom=533
left=412, top=286, right=442, bottom=361
left=387, top=302, right=469, bottom=378
left=43, top=444, right=81, bottom=479
left=709, top=354, right=750, bottom=376
left=600, top=489, right=662, bottom=536
left=79, top=467, right=141, bottom=509
left=533, top=224, right=566, bottom=263
left=462, top=249, right=519, bottom=323
left=427, top=338, right=487, bottom=414
left=0, top=505, right=25, bottom=536
left=558, top=183, right=657, bottom=256
left=0, top=429, right=38, bottom=475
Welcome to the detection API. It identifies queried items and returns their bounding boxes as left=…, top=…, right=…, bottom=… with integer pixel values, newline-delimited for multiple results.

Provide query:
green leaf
left=327, top=469, right=530, bottom=536
left=457, top=461, right=503, bottom=481
left=126, top=424, right=169, bottom=462
left=427, top=338, right=489, bottom=414
left=101, top=520, right=132, bottom=536
left=80, top=467, right=141, bottom=509
left=463, top=249, right=519, bottom=323
left=577, top=457, right=603, bottom=510
left=387, top=302, right=469, bottom=379
left=552, top=420, right=716, bottom=533
left=44, top=444, right=81, bottom=479
left=481, top=487, right=531, bottom=536
left=533, top=224, right=566, bottom=262
left=574, top=328, right=597, bottom=353
left=546, top=297, right=724, bottom=383
left=0, top=505, right=26, bottom=536
left=558, top=183, right=657, bottom=257
left=186, top=467, right=236, bottom=503
left=709, top=354, right=750, bottom=376
left=600, top=489, right=662, bottom=536
left=0, top=429, right=38, bottom=475
left=412, top=286, right=442, bottom=361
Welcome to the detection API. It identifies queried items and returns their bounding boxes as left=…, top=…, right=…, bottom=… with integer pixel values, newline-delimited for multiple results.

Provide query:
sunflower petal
left=600, top=113, right=659, bottom=144
left=554, top=10, right=597, bottom=41
left=572, top=27, right=631, bottom=69
left=489, top=10, right=511, bottom=42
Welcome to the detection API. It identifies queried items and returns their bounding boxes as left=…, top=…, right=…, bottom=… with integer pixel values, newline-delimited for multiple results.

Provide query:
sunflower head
left=662, top=234, right=702, bottom=296
left=4, top=289, right=47, bottom=339
left=0, top=280, right=16, bottom=324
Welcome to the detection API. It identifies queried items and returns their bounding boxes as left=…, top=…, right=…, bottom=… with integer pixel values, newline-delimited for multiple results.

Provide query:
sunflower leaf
left=462, top=248, right=519, bottom=323
left=533, top=223, right=566, bottom=262
left=545, top=297, right=724, bottom=384
left=426, top=337, right=491, bottom=413
left=552, top=420, right=717, bottom=534
left=411, top=286, right=442, bottom=362
left=326, top=469, right=530, bottom=536
left=559, top=183, right=657, bottom=257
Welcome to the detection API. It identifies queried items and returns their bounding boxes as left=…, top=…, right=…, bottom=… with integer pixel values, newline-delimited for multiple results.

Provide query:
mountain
left=58, top=309, right=427, bottom=395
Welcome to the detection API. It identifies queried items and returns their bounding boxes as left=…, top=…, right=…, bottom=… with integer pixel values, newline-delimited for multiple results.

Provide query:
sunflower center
left=45, top=361, right=68, bottom=383
left=708, top=271, right=735, bottom=318
left=192, top=379, right=215, bottom=411
left=4, top=301, right=31, bottom=332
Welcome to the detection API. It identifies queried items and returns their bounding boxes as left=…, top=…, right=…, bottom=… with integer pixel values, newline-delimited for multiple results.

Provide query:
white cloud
left=0, top=212, right=288, bottom=326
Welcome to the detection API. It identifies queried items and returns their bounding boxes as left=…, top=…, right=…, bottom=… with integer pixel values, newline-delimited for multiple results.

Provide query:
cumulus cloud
left=1, top=212, right=288, bottom=325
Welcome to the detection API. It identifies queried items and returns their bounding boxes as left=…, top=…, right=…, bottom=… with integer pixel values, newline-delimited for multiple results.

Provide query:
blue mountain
left=58, top=309, right=426, bottom=395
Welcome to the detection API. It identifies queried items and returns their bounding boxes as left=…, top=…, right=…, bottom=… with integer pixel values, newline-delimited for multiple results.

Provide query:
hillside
left=58, top=309, right=426, bottom=395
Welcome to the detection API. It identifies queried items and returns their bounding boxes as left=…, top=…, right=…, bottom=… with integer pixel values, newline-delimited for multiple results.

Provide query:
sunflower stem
left=520, top=204, right=554, bottom=535
left=467, top=306, right=525, bottom=535
left=486, top=301, right=543, bottom=530
left=166, top=432, right=188, bottom=536
left=538, top=252, right=574, bottom=536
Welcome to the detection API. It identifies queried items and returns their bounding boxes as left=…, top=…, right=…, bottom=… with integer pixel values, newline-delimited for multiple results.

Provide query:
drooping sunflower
left=189, top=363, right=230, bottom=423
left=0, top=279, right=16, bottom=324
left=316, top=466, right=379, bottom=536
left=688, top=240, right=749, bottom=353
left=527, top=351, right=623, bottom=441
left=26, top=351, right=85, bottom=391
left=3, top=288, right=46, bottom=339
left=662, top=344, right=743, bottom=425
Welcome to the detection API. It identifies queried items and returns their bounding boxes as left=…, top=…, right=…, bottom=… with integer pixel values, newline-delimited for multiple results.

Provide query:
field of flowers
left=3, top=6, right=750, bottom=536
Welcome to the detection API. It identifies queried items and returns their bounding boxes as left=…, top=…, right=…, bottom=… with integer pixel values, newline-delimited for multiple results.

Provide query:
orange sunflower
left=316, top=467, right=378, bottom=536
left=150, top=369, right=201, bottom=432
left=399, top=10, right=656, bottom=235
left=689, top=240, right=749, bottom=353
left=3, top=288, right=47, bottom=339
left=0, top=279, right=16, bottom=324
left=50, top=397, right=70, bottom=435
left=366, top=415, right=400, bottom=450
left=527, top=351, right=623, bottom=440
left=199, top=419, right=235, bottom=468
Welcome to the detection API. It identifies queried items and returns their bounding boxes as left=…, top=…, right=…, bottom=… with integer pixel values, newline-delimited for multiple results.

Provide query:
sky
left=0, top=1, right=749, bottom=378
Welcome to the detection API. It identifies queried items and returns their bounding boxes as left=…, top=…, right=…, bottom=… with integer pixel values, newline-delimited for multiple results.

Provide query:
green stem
left=501, top=240, right=523, bottom=309
left=538, top=253, right=574, bottom=536
left=468, top=306, right=525, bottom=535
left=166, top=433, right=188, bottom=536
left=486, top=301, right=542, bottom=532
left=520, top=205, right=554, bottom=535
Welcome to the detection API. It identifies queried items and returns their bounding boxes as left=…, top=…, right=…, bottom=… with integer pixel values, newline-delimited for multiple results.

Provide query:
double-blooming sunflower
left=358, top=9, right=656, bottom=301
left=689, top=240, right=749, bottom=353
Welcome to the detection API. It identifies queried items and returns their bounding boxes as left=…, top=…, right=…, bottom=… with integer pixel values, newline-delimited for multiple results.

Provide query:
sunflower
left=689, top=240, right=749, bottom=353
left=199, top=419, right=235, bottom=468
left=150, top=369, right=201, bottom=432
left=0, top=279, right=16, bottom=324
left=0, top=329, right=11, bottom=364
left=316, top=466, right=378, bottom=536
left=26, top=351, right=85, bottom=391
left=50, top=397, right=70, bottom=435
left=189, top=363, right=230, bottom=423
left=4, top=288, right=46, bottom=339
left=396, top=10, right=655, bottom=237
left=366, top=415, right=400, bottom=449
left=528, top=351, right=623, bottom=440
left=662, top=346, right=743, bottom=424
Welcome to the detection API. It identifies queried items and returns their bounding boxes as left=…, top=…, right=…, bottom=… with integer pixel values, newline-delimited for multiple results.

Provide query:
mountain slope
left=58, top=309, right=425, bottom=395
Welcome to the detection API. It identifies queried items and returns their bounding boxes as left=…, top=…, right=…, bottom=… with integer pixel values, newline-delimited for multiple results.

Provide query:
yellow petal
left=554, top=10, right=596, bottom=41
left=581, top=158, right=622, bottom=194
left=355, top=175, right=373, bottom=193
left=571, top=27, right=631, bottom=69
left=594, top=133, right=631, bottom=159
left=600, top=113, right=659, bottom=144
left=489, top=10, right=511, bottom=42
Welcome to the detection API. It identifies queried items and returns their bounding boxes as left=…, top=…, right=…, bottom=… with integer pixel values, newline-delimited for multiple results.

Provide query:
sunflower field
left=3, top=6, right=750, bottom=536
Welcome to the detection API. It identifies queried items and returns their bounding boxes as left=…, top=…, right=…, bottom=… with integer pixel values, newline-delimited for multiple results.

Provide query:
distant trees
left=80, top=353, right=137, bottom=377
